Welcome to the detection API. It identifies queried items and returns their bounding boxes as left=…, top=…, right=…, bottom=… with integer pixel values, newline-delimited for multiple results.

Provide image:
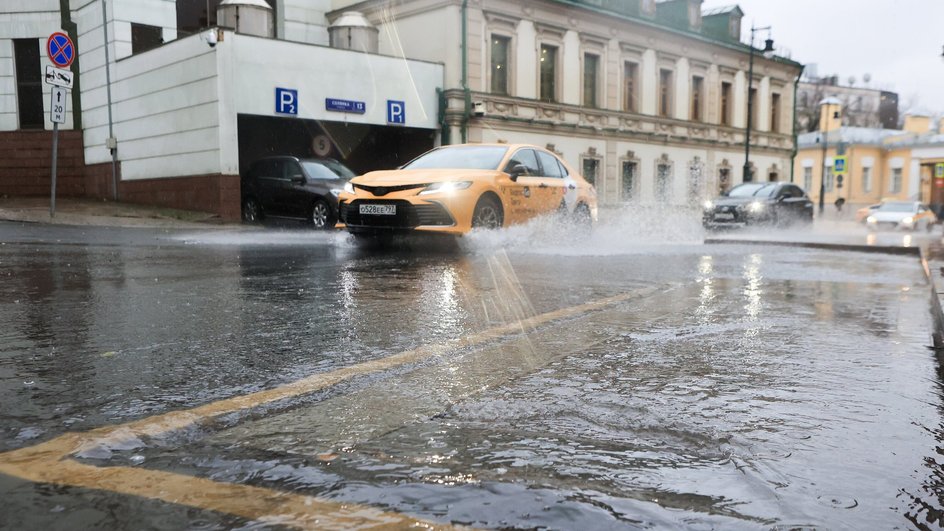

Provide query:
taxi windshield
left=877, top=201, right=917, bottom=212
left=403, top=146, right=509, bottom=170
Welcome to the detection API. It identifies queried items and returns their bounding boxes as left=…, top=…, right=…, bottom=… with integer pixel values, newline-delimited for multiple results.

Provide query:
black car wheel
left=572, top=203, right=593, bottom=234
left=471, top=196, right=503, bottom=229
left=310, top=198, right=334, bottom=230
left=242, top=197, right=262, bottom=223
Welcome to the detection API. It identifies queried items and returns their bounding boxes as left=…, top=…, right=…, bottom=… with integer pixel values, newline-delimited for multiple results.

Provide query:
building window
left=720, top=82, right=732, bottom=126
left=583, top=53, right=599, bottom=108
left=132, top=23, right=163, bottom=54
left=659, top=69, right=673, bottom=117
left=13, top=39, right=44, bottom=130
left=691, top=76, right=704, bottom=122
left=771, top=93, right=781, bottom=132
left=825, top=166, right=834, bottom=192
left=656, top=162, right=672, bottom=202
left=623, top=62, right=638, bottom=113
left=891, top=168, right=902, bottom=193
left=621, top=161, right=637, bottom=201
left=540, top=44, right=558, bottom=103
left=582, top=157, right=600, bottom=187
left=687, top=159, right=704, bottom=204
left=862, top=167, right=872, bottom=193
left=490, top=35, right=510, bottom=95
left=804, top=167, right=813, bottom=192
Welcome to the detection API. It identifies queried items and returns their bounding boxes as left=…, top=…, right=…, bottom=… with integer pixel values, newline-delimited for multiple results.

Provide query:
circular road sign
left=46, top=32, right=75, bottom=69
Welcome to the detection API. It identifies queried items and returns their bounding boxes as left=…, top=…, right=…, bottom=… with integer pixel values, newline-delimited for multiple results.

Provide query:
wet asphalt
left=1, top=216, right=943, bottom=529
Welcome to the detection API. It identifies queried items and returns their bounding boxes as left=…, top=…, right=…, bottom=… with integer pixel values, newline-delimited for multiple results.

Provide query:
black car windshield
left=403, top=146, right=509, bottom=170
left=727, top=183, right=778, bottom=198
left=302, top=160, right=355, bottom=180
left=877, top=201, right=917, bottom=212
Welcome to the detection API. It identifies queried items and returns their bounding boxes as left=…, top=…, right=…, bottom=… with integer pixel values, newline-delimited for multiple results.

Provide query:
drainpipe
left=460, top=0, right=469, bottom=144
left=789, top=65, right=804, bottom=184
left=101, top=0, right=118, bottom=200
left=59, top=0, right=80, bottom=130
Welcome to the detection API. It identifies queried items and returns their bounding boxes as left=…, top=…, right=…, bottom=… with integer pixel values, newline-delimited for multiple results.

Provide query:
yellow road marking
left=0, top=286, right=662, bottom=529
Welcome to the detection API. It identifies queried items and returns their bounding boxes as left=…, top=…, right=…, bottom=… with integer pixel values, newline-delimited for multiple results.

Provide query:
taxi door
left=501, top=148, right=544, bottom=224
left=534, top=150, right=569, bottom=214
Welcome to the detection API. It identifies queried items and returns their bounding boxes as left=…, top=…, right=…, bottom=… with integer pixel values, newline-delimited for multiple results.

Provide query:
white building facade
left=0, top=0, right=443, bottom=218
left=333, top=0, right=803, bottom=207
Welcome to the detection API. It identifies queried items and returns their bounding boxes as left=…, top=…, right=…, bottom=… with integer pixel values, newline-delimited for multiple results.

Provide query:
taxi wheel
left=471, top=196, right=503, bottom=229
left=310, top=198, right=335, bottom=230
left=242, top=197, right=262, bottom=223
left=573, top=204, right=592, bottom=233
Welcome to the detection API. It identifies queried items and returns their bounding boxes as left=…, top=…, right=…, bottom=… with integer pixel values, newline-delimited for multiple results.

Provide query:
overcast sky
left=701, top=0, right=944, bottom=115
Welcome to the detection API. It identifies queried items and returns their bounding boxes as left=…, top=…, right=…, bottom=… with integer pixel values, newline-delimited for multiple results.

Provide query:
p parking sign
left=387, top=100, right=405, bottom=125
left=275, top=88, right=298, bottom=115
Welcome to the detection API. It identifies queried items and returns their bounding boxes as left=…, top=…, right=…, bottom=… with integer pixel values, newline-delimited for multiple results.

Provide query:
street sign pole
left=49, top=86, right=67, bottom=218
left=50, top=121, right=58, bottom=218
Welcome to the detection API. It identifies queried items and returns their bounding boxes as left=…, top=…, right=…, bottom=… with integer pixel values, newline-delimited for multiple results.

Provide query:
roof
left=797, top=127, right=905, bottom=148
left=702, top=5, right=744, bottom=17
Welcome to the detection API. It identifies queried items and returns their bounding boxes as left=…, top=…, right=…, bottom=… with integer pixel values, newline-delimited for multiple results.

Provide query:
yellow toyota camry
left=337, top=143, right=598, bottom=236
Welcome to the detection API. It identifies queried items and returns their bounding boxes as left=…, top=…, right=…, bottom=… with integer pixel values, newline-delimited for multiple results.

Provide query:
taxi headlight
left=419, top=181, right=473, bottom=195
left=867, top=216, right=877, bottom=224
left=343, top=182, right=355, bottom=194
left=902, top=216, right=915, bottom=225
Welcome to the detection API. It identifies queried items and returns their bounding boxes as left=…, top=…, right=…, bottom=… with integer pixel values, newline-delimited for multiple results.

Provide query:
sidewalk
left=0, top=197, right=239, bottom=229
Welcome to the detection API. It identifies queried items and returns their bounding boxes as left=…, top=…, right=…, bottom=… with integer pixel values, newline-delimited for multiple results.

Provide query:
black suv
left=241, top=156, right=355, bottom=229
left=703, top=182, right=814, bottom=229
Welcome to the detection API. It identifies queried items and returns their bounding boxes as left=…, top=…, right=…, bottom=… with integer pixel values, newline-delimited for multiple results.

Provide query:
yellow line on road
left=0, top=286, right=662, bottom=529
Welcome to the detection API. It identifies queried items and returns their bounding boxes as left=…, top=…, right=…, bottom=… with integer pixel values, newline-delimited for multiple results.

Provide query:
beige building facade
left=332, top=0, right=803, bottom=207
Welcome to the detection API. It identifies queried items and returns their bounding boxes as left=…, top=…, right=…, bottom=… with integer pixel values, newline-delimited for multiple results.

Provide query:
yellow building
left=795, top=103, right=944, bottom=216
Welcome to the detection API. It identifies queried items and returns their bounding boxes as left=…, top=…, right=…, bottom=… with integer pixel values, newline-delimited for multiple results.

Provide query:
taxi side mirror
left=508, top=164, right=528, bottom=182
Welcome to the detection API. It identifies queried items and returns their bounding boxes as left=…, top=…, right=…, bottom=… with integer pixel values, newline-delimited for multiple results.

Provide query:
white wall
left=0, top=39, right=17, bottom=130
left=375, top=5, right=460, bottom=89
left=282, top=0, right=330, bottom=45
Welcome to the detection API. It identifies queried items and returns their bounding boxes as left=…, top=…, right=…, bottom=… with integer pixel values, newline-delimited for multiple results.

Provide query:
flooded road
left=1, top=219, right=942, bottom=529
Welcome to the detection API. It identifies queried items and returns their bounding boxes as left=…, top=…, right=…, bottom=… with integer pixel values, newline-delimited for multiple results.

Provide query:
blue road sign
left=325, top=99, right=366, bottom=114
left=46, top=32, right=75, bottom=68
left=275, top=88, right=297, bottom=115
left=387, top=100, right=405, bottom=125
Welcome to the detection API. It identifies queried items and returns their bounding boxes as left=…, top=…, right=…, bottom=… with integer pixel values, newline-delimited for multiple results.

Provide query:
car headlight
left=419, top=181, right=472, bottom=195
left=748, top=201, right=765, bottom=213
left=902, top=216, right=914, bottom=225
left=867, top=216, right=877, bottom=224
left=702, top=200, right=714, bottom=211
left=343, top=182, right=355, bottom=194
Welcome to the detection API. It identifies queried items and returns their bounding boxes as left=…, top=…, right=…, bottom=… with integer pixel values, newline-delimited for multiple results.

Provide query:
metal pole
left=743, top=27, right=755, bottom=183
left=819, top=114, right=828, bottom=215
left=101, top=0, right=118, bottom=200
left=50, top=122, right=59, bottom=217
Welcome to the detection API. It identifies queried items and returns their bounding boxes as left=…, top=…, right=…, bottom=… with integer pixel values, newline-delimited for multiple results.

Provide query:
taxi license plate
left=714, top=213, right=734, bottom=220
left=359, top=204, right=396, bottom=215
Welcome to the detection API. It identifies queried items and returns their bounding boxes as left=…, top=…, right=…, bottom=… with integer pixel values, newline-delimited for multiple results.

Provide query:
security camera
left=205, top=29, right=218, bottom=48
left=472, top=101, right=486, bottom=117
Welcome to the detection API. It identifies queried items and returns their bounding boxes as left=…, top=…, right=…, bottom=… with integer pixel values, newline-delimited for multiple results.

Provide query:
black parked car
left=241, top=156, right=355, bottom=229
left=703, top=182, right=814, bottom=229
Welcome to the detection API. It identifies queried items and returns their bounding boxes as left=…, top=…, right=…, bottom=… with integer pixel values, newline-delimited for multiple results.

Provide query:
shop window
left=582, top=157, right=600, bottom=187
left=656, top=162, right=672, bottom=201
left=621, top=161, right=637, bottom=201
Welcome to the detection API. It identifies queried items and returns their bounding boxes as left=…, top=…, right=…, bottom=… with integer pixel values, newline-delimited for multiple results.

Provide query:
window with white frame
left=582, top=157, right=601, bottom=187
left=490, top=35, right=511, bottom=95
left=862, top=167, right=872, bottom=193
left=540, top=44, right=559, bottom=102
left=656, top=162, right=673, bottom=202
left=804, top=167, right=813, bottom=192
left=583, top=53, right=600, bottom=107
left=623, top=61, right=639, bottom=112
left=891, top=168, right=902, bottom=193
left=621, top=160, right=638, bottom=201
left=824, top=166, right=834, bottom=192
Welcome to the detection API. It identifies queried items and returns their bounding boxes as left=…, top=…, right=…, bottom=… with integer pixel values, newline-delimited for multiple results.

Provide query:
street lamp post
left=743, top=25, right=774, bottom=183
left=818, top=97, right=841, bottom=215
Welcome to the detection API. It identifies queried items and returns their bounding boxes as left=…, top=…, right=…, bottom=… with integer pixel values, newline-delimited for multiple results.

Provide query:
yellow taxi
left=336, top=143, right=598, bottom=236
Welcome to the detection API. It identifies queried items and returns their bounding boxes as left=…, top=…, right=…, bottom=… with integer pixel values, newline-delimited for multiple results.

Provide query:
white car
left=866, top=201, right=937, bottom=231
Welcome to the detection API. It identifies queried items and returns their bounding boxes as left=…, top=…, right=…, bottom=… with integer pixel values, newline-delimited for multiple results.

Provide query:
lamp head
left=762, top=38, right=775, bottom=59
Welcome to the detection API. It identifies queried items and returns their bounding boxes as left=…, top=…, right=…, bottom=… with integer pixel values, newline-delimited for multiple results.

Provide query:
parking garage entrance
left=237, top=115, right=437, bottom=178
